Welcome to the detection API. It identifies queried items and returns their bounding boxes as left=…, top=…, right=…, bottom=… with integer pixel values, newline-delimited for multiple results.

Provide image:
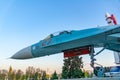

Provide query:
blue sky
left=0, top=0, right=120, bottom=73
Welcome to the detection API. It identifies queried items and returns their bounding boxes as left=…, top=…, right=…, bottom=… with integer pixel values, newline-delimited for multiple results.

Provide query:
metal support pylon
left=89, top=46, right=95, bottom=69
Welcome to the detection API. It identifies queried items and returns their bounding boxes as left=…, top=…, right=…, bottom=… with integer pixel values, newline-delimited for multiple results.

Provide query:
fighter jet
left=11, top=24, right=120, bottom=59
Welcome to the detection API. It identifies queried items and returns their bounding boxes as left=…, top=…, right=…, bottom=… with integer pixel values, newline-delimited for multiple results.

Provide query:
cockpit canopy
left=44, top=30, right=72, bottom=40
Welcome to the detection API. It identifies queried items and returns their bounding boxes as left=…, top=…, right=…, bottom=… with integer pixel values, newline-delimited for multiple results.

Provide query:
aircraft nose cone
left=11, top=46, right=33, bottom=59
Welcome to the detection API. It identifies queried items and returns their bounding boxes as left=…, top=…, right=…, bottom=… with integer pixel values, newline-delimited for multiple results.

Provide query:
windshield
left=44, top=30, right=72, bottom=40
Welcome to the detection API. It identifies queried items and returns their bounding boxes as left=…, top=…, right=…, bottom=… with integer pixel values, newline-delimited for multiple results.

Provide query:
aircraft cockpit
left=44, top=30, right=71, bottom=40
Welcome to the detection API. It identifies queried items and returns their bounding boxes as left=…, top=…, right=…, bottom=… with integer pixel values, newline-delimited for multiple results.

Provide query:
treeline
left=0, top=56, right=93, bottom=80
left=0, top=66, right=92, bottom=80
left=0, top=66, right=51, bottom=80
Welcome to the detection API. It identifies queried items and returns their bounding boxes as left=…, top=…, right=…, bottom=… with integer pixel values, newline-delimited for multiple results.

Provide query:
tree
left=104, top=67, right=110, bottom=72
left=42, top=71, right=47, bottom=80
left=51, top=71, right=58, bottom=80
left=82, top=69, right=93, bottom=78
left=21, top=74, right=26, bottom=80
left=34, top=68, right=42, bottom=80
left=0, top=69, right=8, bottom=80
left=8, top=66, right=16, bottom=80
left=16, top=69, right=23, bottom=80
left=26, top=66, right=35, bottom=79
left=62, top=56, right=84, bottom=79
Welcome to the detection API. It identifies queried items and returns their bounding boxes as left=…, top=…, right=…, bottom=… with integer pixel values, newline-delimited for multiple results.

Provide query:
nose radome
left=11, top=46, right=33, bottom=59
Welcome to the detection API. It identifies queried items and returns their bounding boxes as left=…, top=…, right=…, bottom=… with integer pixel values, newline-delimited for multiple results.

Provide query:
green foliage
left=16, top=69, right=23, bottom=80
left=61, top=66, right=68, bottom=79
left=8, top=66, right=16, bottom=80
left=0, top=66, right=50, bottom=80
left=21, top=74, right=26, bottom=80
left=104, top=67, right=110, bottom=72
left=0, top=69, right=8, bottom=80
left=42, top=71, right=47, bottom=80
left=26, top=66, right=35, bottom=78
left=51, top=71, right=58, bottom=80
left=62, top=56, right=84, bottom=79
left=83, top=70, right=90, bottom=78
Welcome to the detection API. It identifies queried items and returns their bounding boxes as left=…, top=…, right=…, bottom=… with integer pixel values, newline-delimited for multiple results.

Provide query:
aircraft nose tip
left=11, top=46, right=33, bottom=59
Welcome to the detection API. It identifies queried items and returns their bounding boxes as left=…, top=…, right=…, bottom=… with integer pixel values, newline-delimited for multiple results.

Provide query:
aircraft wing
left=106, top=33, right=120, bottom=52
